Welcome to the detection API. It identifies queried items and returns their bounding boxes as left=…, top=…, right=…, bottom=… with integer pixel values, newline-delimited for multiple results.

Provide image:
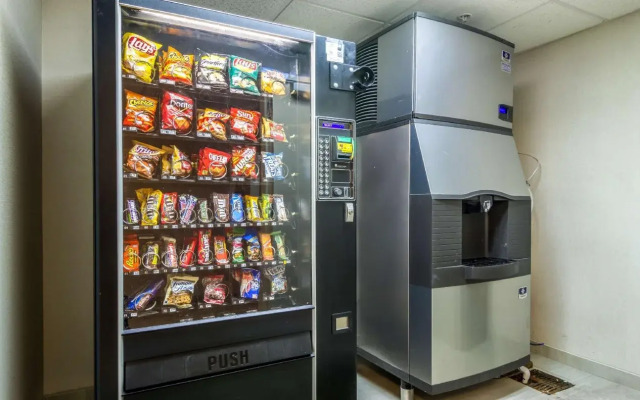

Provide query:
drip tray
left=508, top=369, right=574, bottom=395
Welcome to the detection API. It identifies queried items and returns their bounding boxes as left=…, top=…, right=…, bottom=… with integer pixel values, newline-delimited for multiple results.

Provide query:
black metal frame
left=93, top=1, right=317, bottom=398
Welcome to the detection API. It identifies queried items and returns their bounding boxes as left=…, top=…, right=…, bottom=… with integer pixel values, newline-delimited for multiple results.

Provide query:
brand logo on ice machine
left=208, top=349, right=249, bottom=371
left=518, top=286, right=528, bottom=299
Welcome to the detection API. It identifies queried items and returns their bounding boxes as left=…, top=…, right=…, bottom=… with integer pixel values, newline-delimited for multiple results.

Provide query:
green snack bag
left=230, top=55, right=261, bottom=94
left=271, top=231, right=288, bottom=262
left=228, top=227, right=245, bottom=264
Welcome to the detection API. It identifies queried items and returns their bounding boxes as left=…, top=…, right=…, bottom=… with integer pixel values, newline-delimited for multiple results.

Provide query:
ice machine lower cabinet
left=356, top=121, right=531, bottom=394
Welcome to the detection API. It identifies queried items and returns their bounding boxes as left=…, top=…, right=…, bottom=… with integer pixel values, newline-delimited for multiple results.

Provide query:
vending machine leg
left=401, top=381, right=414, bottom=400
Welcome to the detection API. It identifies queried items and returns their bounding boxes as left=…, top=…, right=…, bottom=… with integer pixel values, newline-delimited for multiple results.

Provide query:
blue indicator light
left=321, top=122, right=347, bottom=129
left=499, top=106, right=508, bottom=114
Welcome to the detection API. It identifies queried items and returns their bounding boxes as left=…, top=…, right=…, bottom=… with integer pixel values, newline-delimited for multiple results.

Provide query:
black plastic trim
left=120, top=0, right=314, bottom=42
left=93, top=1, right=119, bottom=399
left=431, top=259, right=531, bottom=289
left=357, top=114, right=513, bottom=137
left=123, top=307, right=312, bottom=362
left=464, top=261, right=521, bottom=281
left=359, top=12, right=515, bottom=48
left=431, top=191, right=530, bottom=201
left=357, top=347, right=411, bottom=383
left=410, top=355, right=530, bottom=395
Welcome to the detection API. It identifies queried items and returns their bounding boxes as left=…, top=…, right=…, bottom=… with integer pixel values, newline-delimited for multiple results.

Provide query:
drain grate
left=509, top=369, right=574, bottom=395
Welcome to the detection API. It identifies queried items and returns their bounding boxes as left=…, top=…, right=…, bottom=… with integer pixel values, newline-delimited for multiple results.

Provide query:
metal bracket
left=329, top=62, right=374, bottom=92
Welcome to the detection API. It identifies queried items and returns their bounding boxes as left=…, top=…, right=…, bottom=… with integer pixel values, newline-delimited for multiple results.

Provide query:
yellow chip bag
left=160, top=46, right=194, bottom=86
left=136, top=188, right=163, bottom=226
left=122, top=33, right=162, bottom=83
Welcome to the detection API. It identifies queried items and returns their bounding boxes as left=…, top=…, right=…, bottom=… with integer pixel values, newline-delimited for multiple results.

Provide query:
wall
left=0, top=0, right=43, bottom=399
left=513, top=10, right=640, bottom=382
left=42, top=0, right=94, bottom=396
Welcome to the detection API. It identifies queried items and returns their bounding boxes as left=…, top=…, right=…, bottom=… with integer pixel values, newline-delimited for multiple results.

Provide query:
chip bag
left=273, top=194, right=288, bottom=222
left=197, top=108, right=230, bottom=140
left=136, top=188, right=162, bottom=226
left=262, top=152, right=286, bottom=180
left=238, top=268, right=260, bottom=299
left=161, top=145, right=192, bottom=178
left=271, top=231, right=288, bottom=261
left=228, top=227, right=245, bottom=264
left=202, top=275, right=229, bottom=305
left=123, top=90, right=158, bottom=133
left=260, top=67, right=287, bottom=95
left=259, top=194, right=274, bottom=221
left=125, top=141, right=165, bottom=179
left=198, top=147, right=231, bottom=179
left=196, top=50, right=228, bottom=88
left=259, top=232, right=274, bottom=261
left=122, top=33, right=162, bottom=83
left=163, top=275, right=198, bottom=308
left=243, top=229, right=261, bottom=262
left=264, top=265, right=287, bottom=295
left=230, top=108, right=261, bottom=142
left=161, top=91, right=194, bottom=134
left=159, top=46, right=194, bottom=86
left=231, top=146, right=258, bottom=179
left=261, top=117, right=288, bottom=142
left=230, top=56, right=261, bottom=94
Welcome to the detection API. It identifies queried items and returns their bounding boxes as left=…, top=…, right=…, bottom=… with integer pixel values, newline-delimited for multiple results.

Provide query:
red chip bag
left=161, top=91, right=194, bottom=134
left=231, top=145, right=258, bottom=179
left=230, top=108, right=260, bottom=142
left=198, top=147, right=231, bottom=179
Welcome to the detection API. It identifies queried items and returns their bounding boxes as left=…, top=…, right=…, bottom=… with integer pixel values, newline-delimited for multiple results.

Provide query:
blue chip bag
left=231, top=193, right=245, bottom=222
left=262, top=152, right=286, bottom=180
left=240, top=268, right=260, bottom=299
left=126, top=279, right=164, bottom=311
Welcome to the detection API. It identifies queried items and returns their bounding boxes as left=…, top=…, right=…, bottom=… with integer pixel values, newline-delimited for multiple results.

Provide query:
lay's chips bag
left=122, top=33, right=162, bottom=83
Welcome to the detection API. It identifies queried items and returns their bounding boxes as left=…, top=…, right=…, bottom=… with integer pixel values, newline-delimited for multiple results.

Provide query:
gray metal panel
left=377, top=20, right=414, bottom=123
left=356, top=124, right=411, bottom=374
left=414, top=17, right=513, bottom=129
left=409, top=284, right=431, bottom=385
left=507, top=201, right=532, bottom=259
left=414, top=123, right=529, bottom=198
left=430, top=275, right=531, bottom=385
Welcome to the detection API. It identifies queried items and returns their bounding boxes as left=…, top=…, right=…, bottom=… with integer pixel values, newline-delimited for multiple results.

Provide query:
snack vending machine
left=93, top=1, right=315, bottom=398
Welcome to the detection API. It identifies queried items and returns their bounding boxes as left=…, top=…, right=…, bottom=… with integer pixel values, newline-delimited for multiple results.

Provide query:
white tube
left=519, top=366, right=531, bottom=384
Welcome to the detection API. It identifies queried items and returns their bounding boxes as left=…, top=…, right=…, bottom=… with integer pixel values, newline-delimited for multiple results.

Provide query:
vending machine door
left=94, top=1, right=314, bottom=397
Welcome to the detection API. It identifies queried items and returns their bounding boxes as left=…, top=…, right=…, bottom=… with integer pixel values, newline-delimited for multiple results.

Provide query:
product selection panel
left=317, top=118, right=355, bottom=200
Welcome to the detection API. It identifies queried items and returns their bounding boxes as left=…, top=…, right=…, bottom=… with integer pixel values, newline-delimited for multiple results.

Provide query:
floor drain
left=508, top=369, right=574, bottom=395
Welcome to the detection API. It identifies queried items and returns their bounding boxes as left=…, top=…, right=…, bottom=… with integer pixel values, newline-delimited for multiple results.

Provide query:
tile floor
left=357, top=354, right=640, bottom=399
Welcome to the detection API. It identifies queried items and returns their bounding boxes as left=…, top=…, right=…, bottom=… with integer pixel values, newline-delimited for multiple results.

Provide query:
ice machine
left=355, top=13, right=531, bottom=395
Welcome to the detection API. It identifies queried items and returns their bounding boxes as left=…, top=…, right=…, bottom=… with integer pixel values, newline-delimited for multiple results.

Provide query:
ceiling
left=178, top=0, right=640, bottom=52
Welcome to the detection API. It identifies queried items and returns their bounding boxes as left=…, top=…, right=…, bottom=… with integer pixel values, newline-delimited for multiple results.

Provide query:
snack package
left=231, top=146, right=258, bottom=179
left=198, top=229, right=213, bottom=265
left=136, top=188, right=162, bottom=226
left=198, top=147, right=231, bottom=179
left=161, top=91, right=194, bottom=135
left=265, top=264, right=287, bottom=295
left=179, top=235, right=197, bottom=268
left=141, top=241, right=160, bottom=270
left=179, top=194, right=198, bottom=224
left=121, top=33, right=162, bottom=83
left=123, top=90, right=158, bottom=132
left=195, top=50, right=228, bottom=88
left=230, top=108, right=260, bottom=141
left=197, top=198, right=212, bottom=223
left=230, top=193, right=245, bottom=222
left=123, top=234, right=140, bottom=272
left=160, top=192, right=178, bottom=224
left=202, top=275, right=229, bottom=305
left=245, top=195, right=261, bottom=222
left=197, top=108, right=230, bottom=140
left=163, top=275, right=199, bottom=308
left=262, top=152, right=286, bottom=180
left=271, top=231, right=288, bottom=261
left=243, top=229, right=261, bottom=262
left=159, top=46, right=194, bottom=86
left=258, top=194, right=273, bottom=221
left=261, top=117, right=288, bottom=142
left=229, top=56, right=261, bottom=94
left=126, top=141, right=165, bottom=179
left=162, top=236, right=179, bottom=268
left=211, top=193, right=230, bottom=223
left=238, top=268, right=261, bottom=299
left=214, top=235, right=229, bottom=265
left=126, top=279, right=164, bottom=311
left=259, top=232, right=274, bottom=261
left=124, top=198, right=140, bottom=225
left=273, top=194, right=288, bottom=222
left=228, top=228, right=245, bottom=264
left=161, top=145, right=192, bottom=178
left=260, top=67, right=287, bottom=95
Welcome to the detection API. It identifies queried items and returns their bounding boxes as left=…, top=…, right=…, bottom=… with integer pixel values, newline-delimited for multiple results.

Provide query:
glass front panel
left=119, top=5, right=312, bottom=330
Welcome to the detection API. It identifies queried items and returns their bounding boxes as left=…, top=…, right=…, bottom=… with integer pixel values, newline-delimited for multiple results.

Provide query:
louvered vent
left=355, top=40, right=378, bottom=126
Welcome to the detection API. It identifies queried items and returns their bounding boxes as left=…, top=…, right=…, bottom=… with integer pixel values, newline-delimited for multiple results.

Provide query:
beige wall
left=42, top=0, right=94, bottom=395
left=0, top=0, right=43, bottom=399
left=514, top=10, right=640, bottom=377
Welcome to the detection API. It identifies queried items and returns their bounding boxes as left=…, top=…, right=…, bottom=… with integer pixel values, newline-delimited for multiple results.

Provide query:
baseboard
left=43, top=387, right=93, bottom=400
left=532, top=345, right=640, bottom=391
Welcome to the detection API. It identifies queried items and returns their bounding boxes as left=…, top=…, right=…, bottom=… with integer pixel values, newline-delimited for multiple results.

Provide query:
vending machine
left=93, top=0, right=315, bottom=398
